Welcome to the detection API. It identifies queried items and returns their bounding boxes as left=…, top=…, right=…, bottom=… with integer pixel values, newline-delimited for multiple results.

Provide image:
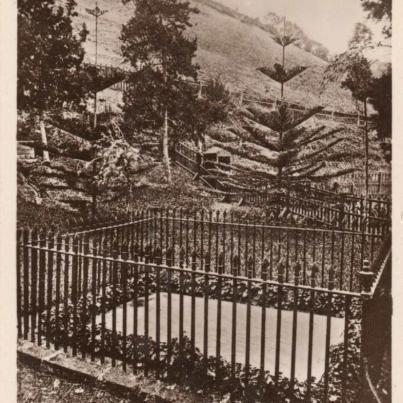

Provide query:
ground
left=17, top=361, right=131, bottom=403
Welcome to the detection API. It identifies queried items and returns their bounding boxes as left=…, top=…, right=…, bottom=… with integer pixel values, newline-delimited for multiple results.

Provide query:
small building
left=203, top=146, right=232, bottom=171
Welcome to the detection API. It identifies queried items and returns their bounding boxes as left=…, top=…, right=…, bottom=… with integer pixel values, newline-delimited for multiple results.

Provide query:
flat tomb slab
left=99, top=293, right=344, bottom=381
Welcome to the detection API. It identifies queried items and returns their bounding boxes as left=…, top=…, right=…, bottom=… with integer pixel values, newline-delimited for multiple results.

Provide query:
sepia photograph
left=5, top=0, right=395, bottom=401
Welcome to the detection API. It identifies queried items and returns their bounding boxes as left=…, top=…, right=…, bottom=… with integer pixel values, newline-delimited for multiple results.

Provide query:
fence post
left=274, top=260, right=285, bottom=396
left=179, top=247, right=185, bottom=364
left=154, top=247, right=162, bottom=377
left=166, top=246, right=173, bottom=377
left=203, top=252, right=211, bottom=372
left=306, top=264, right=319, bottom=400
left=17, top=229, right=22, bottom=339
left=359, top=259, right=376, bottom=401
left=215, top=252, right=224, bottom=381
left=260, top=259, right=269, bottom=380
left=121, top=246, right=129, bottom=372
left=231, top=253, right=239, bottom=379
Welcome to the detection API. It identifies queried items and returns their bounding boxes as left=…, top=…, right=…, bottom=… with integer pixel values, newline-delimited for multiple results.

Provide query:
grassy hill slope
left=72, top=0, right=358, bottom=113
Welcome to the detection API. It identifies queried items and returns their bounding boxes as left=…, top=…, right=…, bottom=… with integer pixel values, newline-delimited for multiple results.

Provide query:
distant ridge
left=195, top=0, right=330, bottom=61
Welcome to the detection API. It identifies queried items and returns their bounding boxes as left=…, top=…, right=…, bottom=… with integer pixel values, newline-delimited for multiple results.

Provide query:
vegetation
left=18, top=0, right=89, bottom=153
left=183, top=78, right=232, bottom=150
left=208, top=20, right=355, bottom=189
left=322, top=21, right=391, bottom=195
left=369, top=65, right=391, bottom=159
left=69, top=0, right=357, bottom=112
left=361, top=0, right=391, bottom=38
left=16, top=1, right=391, bottom=401
left=121, top=0, right=200, bottom=183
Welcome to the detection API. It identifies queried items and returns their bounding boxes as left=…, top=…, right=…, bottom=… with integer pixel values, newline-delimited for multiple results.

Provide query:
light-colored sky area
left=218, top=0, right=390, bottom=60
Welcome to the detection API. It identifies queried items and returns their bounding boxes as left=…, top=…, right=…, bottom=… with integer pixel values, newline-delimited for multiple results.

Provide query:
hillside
left=71, top=0, right=358, bottom=113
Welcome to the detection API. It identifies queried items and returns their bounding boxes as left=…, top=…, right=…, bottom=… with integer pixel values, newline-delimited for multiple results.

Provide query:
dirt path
left=17, top=361, right=132, bottom=403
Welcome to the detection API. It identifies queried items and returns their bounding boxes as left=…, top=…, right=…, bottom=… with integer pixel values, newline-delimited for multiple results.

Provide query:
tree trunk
left=91, top=161, right=97, bottom=220
left=364, top=99, right=369, bottom=202
left=39, top=119, right=50, bottom=162
left=198, top=137, right=204, bottom=154
left=93, top=91, right=98, bottom=129
left=163, top=108, right=172, bottom=183
left=161, top=45, right=172, bottom=184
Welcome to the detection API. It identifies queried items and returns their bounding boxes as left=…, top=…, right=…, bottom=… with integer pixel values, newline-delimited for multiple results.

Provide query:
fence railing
left=281, top=194, right=390, bottom=235
left=173, top=143, right=391, bottom=231
left=173, top=143, right=230, bottom=192
left=16, top=211, right=391, bottom=402
left=334, top=172, right=391, bottom=198
left=305, top=184, right=391, bottom=209
left=26, top=209, right=387, bottom=293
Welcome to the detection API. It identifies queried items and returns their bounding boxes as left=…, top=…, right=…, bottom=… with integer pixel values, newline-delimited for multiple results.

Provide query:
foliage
left=120, top=0, right=199, bottom=138
left=360, top=0, right=391, bottom=38
left=208, top=19, right=354, bottom=189
left=257, top=64, right=307, bottom=84
left=322, top=22, right=390, bottom=188
left=322, top=25, right=374, bottom=103
left=368, top=65, right=391, bottom=154
left=341, top=54, right=373, bottom=103
left=229, top=103, right=353, bottom=185
left=18, top=0, right=89, bottom=115
left=183, top=78, right=232, bottom=148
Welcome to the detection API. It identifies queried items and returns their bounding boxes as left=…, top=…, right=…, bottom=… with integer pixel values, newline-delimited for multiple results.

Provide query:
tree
left=184, top=78, right=231, bottom=152
left=369, top=65, right=391, bottom=161
left=270, top=17, right=301, bottom=98
left=221, top=104, right=352, bottom=186
left=18, top=0, right=89, bottom=159
left=120, top=0, right=199, bottom=183
left=205, top=19, right=353, bottom=191
left=361, top=0, right=391, bottom=38
left=323, top=24, right=375, bottom=198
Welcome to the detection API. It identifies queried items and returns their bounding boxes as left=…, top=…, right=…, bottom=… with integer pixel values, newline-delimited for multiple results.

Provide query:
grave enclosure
left=17, top=209, right=391, bottom=402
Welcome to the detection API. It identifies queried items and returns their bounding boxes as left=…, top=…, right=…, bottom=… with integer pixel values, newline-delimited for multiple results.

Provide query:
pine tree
left=208, top=18, right=354, bottom=190
left=18, top=0, right=89, bottom=155
left=121, top=0, right=199, bottom=183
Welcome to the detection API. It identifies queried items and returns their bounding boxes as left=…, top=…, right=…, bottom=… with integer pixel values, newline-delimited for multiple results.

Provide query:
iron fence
left=17, top=212, right=391, bottom=402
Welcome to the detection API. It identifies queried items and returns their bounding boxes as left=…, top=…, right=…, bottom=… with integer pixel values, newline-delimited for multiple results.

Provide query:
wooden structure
left=203, top=146, right=232, bottom=170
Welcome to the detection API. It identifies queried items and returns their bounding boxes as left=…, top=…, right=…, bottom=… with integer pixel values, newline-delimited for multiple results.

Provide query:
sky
left=217, top=0, right=390, bottom=60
